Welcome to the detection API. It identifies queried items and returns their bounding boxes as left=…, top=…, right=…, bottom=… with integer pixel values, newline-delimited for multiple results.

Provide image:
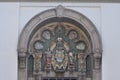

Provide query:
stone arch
left=18, top=5, right=102, bottom=80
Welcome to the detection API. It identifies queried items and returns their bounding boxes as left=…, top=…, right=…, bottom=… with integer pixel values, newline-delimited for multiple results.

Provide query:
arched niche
left=18, top=5, right=102, bottom=80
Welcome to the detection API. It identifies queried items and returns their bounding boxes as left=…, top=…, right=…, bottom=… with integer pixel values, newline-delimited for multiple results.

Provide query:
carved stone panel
left=18, top=5, right=102, bottom=80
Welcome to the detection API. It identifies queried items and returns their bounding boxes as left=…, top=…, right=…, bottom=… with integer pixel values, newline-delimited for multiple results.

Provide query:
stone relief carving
left=56, top=5, right=65, bottom=17
left=25, top=22, right=90, bottom=75
left=18, top=5, right=102, bottom=80
left=94, top=52, right=102, bottom=69
left=34, top=52, right=42, bottom=72
left=18, top=52, right=26, bottom=69
left=19, top=56, right=26, bottom=69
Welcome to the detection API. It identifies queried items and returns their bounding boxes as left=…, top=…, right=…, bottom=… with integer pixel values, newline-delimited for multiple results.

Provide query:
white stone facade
left=0, top=2, right=120, bottom=80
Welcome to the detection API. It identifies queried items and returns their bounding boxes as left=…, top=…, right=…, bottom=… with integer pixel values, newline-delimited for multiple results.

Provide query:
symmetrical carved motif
left=18, top=5, right=102, bottom=80
left=52, top=37, right=68, bottom=72
left=34, top=52, right=42, bottom=72
left=28, top=23, right=89, bottom=74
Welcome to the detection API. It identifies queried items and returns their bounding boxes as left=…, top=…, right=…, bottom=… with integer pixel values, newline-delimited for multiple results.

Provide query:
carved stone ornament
left=18, top=5, right=102, bottom=80
left=52, top=37, right=68, bottom=72
left=78, top=53, right=86, bottom=72
left=19, top=56, right=26, bottom=69
left=56, top=5, right=65, bottom=17
left=18, top=52, right=26, bottom=69
left=94, top=52, right=102, bottom=69
left=34, top=52, right=42, bottom=72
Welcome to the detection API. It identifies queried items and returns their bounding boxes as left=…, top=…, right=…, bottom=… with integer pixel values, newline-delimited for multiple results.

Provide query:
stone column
left=93, top=50, right=102, bottom=80
left=93, top=69, right=101, bottom=80
left=94, top=53, right=101, bottom=69
left=78, top=53, right=86, bottom=80
left=34, top=72, right=42, bottom=80
left=78, top=71, right=86, bottom=80
left=18, top=51, right=27, bottom=80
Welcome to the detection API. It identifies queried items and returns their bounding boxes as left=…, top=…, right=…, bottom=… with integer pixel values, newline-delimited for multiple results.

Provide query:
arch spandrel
left=18, top=5, right=102, bottom=80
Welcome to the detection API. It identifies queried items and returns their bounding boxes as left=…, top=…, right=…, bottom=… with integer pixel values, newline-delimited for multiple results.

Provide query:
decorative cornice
left=0, top=0, right=120, bottom=2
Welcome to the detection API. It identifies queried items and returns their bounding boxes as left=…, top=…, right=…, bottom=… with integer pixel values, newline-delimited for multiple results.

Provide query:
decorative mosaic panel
left=28, top=22, right=91, bottom=75
left=18, top=6, right=102, bottom=80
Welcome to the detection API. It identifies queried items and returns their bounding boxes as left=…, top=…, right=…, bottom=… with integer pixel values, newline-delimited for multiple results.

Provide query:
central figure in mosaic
left=52, top=37, right=68, bottom=72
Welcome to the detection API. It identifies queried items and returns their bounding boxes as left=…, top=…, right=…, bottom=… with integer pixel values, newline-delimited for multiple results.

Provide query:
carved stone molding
left=18, top=52, right=26, bottom=69
left=94, top=53, right=102, bottom=69
left=19, top=56, right=26, bottom=69
left=18, top=5, right=102, bottom=55
left=18, top=5, right=102, bottom=80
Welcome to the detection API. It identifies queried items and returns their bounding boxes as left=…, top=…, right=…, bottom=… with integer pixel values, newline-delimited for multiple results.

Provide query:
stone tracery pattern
left=18, top=5, right=102, bottom=80
left=28, top=22, right=91, bottom=75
